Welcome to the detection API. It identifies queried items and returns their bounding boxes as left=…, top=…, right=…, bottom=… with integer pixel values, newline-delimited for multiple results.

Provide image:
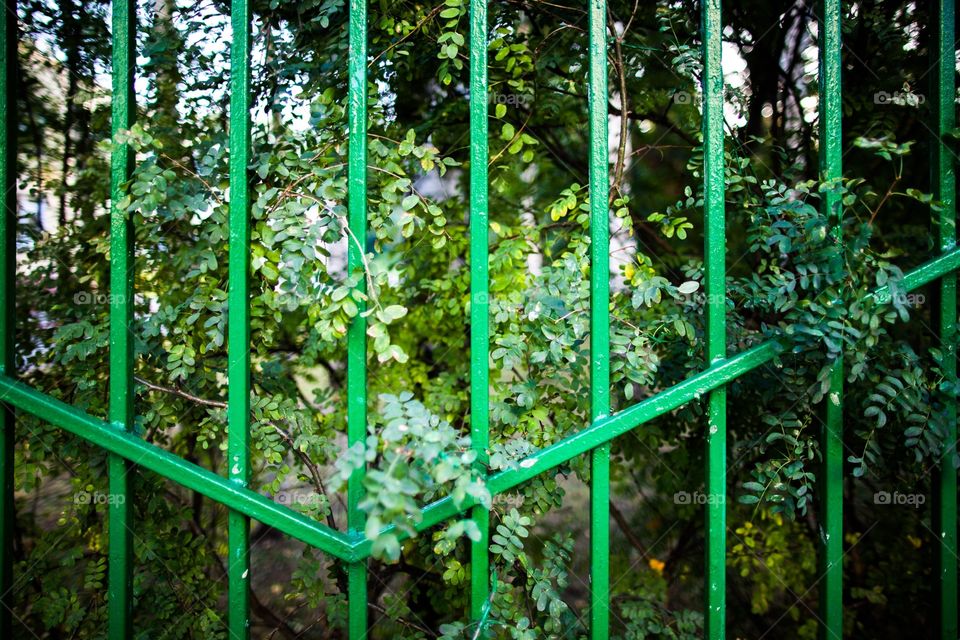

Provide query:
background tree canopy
left=8, top=0, right=959, bottom=637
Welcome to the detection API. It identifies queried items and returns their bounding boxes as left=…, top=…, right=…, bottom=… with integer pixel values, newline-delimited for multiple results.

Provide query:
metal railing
left=0, top=0, right=956, bottom=638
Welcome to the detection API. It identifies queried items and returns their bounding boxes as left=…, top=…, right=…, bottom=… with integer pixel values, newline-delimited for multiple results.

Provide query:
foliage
left=8, top=0, right=956, bottom=637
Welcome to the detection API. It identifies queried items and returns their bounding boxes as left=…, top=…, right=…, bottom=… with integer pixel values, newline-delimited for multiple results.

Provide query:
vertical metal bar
left=468, top=0, right=490, bottom=628
left=701, top=1, right=726, bottom=638
left=587, top=1, right=610, bottom=638
left=819, top=364, right=843, bottom=639
left=589, top=448, right=610, bottom=639
left=0, top=0, right=15, bottom=635
left=817, top=1, right=843, bottom=638
left=932, top=1, right=957, bottom=638
left=108, top=0, right=136, bottom=636
left=347, top=0, right=368, bottom=636
left=227, top=0, right=252, bottom=636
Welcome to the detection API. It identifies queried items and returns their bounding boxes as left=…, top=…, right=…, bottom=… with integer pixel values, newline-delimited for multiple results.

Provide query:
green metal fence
left=0, top=0, right=957, bottom=638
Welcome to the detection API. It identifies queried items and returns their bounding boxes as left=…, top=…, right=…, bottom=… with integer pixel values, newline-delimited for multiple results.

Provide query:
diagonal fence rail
left=0, top=0, right=956, bottom=639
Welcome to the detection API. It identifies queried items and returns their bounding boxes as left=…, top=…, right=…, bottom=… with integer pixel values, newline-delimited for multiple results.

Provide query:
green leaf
left=677, top=281, right=700, bottom=294
left=372, top=534, right=402, bottom=562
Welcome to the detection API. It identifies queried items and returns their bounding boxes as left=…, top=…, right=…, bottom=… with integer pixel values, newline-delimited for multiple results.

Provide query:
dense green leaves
left=9, top=0, right=957, bottom=637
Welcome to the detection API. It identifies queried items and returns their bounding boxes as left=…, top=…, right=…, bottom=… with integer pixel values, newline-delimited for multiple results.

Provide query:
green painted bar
left=347, top=561, right=366, bottom=639
left=817, top=1, right=843, bottom=637
left=468, top=0, right=490, bottom=628
left=932, top=1, right=958, bottom=637
left=227, top=0, right=253, bottom=635
left=701, top=0, right=726, bottom=637
left=347, top=0, right=368, bottom=635
left=870, top=246, right=960, bottom=304
left=589, top=444, right=610, bottom=638
left=0, top=0, right=15, bottom=634
left=820, top=362, right=843, bottom=640
left=0, top=375, right=357, bottom=557
left=587, top=0, right=610, bottom=637
left=107, top=0, right=136, bottom=635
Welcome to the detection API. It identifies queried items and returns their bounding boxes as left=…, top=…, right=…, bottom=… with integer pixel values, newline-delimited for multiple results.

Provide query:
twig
left=368, top=602, right=438, bottom=637
left=610, top=12, right=630, bottom=202
left=867, top=176, right=900, bottom=227
left=160, top=153, right=224, bottom=207
left=371, top=4, right=446, bottom=65
left=282, top=188, right=381, bottom=310
left=610, top=498, right=650, bottom=558
left=268, top=422, right=339, bottom=531
left=136, top=375, right=339, bottom=530
left=135, top=375, right=227, bottom=408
